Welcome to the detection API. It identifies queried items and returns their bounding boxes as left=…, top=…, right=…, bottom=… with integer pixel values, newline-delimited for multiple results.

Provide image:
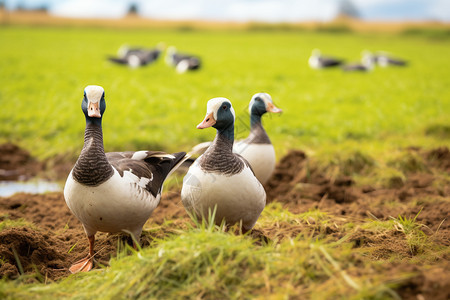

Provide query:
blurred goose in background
left=165, top=46, right=201, bottom=73
left=308, top=48, right=344, bottom=69
left=108, top=43, right=165, bottom=68
left=342, top=52, right=375, bottom=72
left=64, top=85, right=187, bottom=273
left=361, top=50, right=407, bottom=67
left=183, top=93, right=282, bottom=185
left=181, top=97, right=266, bottom=233
left=374, top=51, right=408, bottom=67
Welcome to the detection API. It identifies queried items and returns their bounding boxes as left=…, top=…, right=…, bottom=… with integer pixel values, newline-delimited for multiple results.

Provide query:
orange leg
left=69, top=235, right=95, bottom=273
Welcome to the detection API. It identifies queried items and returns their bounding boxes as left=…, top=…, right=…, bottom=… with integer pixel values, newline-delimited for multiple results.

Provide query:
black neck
left=250, top=113, right=262, bottom=128
left=72, top=119, right=114, bottom=186
left=216, top=123, right=235, bottom=144
left=245, top=113, right=271, bottom=144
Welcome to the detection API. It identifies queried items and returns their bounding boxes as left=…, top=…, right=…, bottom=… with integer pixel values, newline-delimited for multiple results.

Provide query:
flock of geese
left=64, top=85, right=282, bottom=273
left=108, top=44, right=406, bottom=74
left=308, top=48, right=408, bottom=72
left=108, top=43, right=201, bottom=73
left=64, top=47, right=407, bottom=273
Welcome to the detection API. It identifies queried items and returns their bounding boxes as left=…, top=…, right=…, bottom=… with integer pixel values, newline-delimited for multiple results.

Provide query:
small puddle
left=0, top=180, right=62, bottom=197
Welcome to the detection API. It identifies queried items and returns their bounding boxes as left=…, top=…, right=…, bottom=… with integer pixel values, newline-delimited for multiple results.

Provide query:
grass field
left=0, top=24, right=449, bottom=299
left=1, top=26, right=449, bottom=160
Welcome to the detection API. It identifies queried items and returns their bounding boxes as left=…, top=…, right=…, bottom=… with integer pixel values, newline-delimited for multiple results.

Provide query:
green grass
left=0, top=213, right=399, bottom=300
left=0, top=217, right=37, bottom=231
left=0, top=26, right=449, bottom=163
left=1, top=25, right=449, bottom=299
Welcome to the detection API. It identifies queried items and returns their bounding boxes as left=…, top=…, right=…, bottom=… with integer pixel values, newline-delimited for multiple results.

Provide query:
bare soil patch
left=0, top=143, right=449, bottom=299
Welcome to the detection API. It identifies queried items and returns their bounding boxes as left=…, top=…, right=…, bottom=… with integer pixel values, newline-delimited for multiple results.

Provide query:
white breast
left=181, top=160, right=266, bottom=231
left=64, top=169, right=159, bottom=238
left=309, top=56, right=320, bottom=69
left=233, top=142, right=276, bottom=185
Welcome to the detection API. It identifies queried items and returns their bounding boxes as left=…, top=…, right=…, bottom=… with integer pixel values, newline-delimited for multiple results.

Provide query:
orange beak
left=266, top=102, right=282, bottom=113
left=88, top=101, right=101, bottom=118
left=197, top=112, right=216, bottom=129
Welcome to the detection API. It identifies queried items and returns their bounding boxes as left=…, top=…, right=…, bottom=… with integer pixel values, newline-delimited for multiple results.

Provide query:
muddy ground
left=0, top=143, right=449, bottom=299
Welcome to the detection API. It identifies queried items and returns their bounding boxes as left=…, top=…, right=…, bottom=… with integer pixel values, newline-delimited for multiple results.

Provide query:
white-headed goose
left=64, top=85, right=187, bottom=273
left=181, top=97, right=266, bottom=233
left=233, top=93, right=282, bottom=184
left=183, top=93, right=282, bottom=185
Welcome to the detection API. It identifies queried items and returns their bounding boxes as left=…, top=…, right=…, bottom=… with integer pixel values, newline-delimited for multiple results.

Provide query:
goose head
left=249, top=93, right=282, bottom=117
left=197, top=97, right=235, bottom=131
left=82, top=85, right=106, bottom=120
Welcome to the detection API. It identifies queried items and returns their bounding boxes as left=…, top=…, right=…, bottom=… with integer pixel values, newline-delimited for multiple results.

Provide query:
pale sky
left=6, top=0, right=450, bottom=22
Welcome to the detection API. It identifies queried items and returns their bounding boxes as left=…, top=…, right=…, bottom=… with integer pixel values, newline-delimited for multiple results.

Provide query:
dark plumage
left=106, top=151, right=186, bottom=197
left=108, top=44, right=164, bottom=68
left=165, top=46, right=201, bottom=73
left=362, top=50, right=408, bottom=67
left=341, top=62, right=373, bottom=72
left=309, top=49, right=344, bottom=69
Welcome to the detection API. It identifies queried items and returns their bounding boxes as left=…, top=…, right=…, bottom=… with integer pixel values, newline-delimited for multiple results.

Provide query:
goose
left=233, top=93, right=282, bottom=184
left=183, top=93, right=282, bottom=185
left=361, top=50, right=407, bottom=68
left=108, top=43, right=164, bottom=68
left=374, top=51, right=407, bottom=67
left=308, top=49, right=344, bottom=69
left=165, top=46, right=201, bottom=73
left=181, top=97, right=266, bottom=233
left=64, top=85, right=187, bottom=273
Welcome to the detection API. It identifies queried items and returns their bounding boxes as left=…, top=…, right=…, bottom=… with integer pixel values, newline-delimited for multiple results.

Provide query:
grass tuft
left=0, top=218, right=37, bottom=231
left=387, top=151, right=428, bottom=174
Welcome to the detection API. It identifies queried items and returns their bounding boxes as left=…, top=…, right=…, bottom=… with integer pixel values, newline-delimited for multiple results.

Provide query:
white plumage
left=233, top=143, right=276, bottom=185
left=182, top=159, right=266, bottom=231
left=64, top=168, right=159, bottom=240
